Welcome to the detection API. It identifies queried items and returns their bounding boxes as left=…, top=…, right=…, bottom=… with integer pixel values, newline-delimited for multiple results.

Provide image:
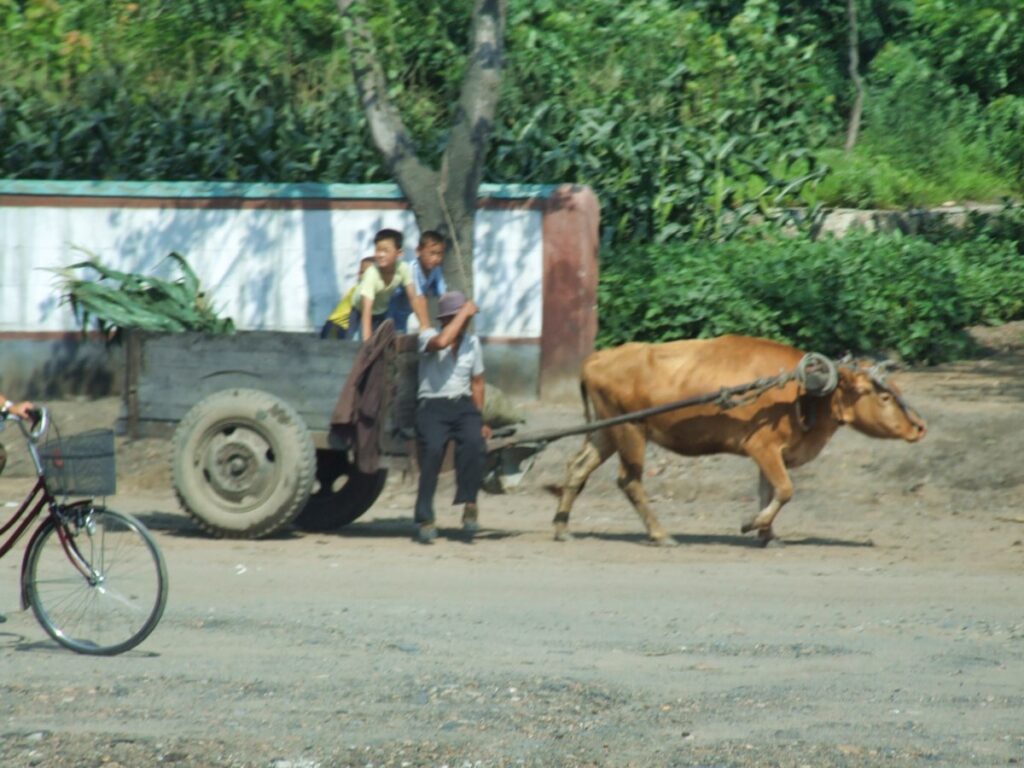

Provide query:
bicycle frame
left=1, top=406, right=167, bottom=656
left=0, top=475, right=50, bottom=560
left=0, top=413, right=100, bottom=608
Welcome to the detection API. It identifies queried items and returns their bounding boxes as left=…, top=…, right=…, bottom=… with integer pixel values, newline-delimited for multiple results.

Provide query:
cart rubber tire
left=172, top=388, right=316, bottom=539
left=294, top=449, right=388, bottom=532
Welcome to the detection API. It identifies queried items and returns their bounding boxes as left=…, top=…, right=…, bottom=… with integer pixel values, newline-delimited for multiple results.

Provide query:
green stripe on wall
left=0, top=179, right=560, bottom=200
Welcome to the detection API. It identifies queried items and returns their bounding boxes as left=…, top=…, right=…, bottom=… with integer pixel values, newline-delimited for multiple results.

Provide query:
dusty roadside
left=0, top=327, right=1022, bottom=767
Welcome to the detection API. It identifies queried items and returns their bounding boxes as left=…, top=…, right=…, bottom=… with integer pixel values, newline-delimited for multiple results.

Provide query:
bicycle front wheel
left=24, top=507, right=168, bottom=655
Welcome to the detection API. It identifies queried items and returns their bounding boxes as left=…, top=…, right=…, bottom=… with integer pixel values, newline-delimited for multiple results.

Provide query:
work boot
left=461, top=503, right=480, bottom=534
left=415, top=522, right=438, bottom=545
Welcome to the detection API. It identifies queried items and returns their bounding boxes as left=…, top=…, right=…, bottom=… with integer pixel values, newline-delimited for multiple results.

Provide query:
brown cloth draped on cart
left=329, top=320, right=396, bottom=473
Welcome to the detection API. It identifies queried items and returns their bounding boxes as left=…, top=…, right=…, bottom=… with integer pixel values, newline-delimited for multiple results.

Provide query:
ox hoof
left=650, top=535, right=679, bottom=548
left=756, top=532, right=783, bottom=549
left=553, top=528, right=574, bottom=542
left=740, top=520, right=758, bottom=534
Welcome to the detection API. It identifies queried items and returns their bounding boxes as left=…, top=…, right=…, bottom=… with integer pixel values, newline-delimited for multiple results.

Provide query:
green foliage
left=983, top=96, right=1024, bottom=188
left=813, top=146, right=1013, bottom=210
left=806, top=41, right=1019, bottom=209
left=6, top=0, right=1023, bottom=364
left=813, top=149, right=928, bottom=208
left=915, top=201, right=1024, bottom=252
left=495, top=0, right=834, bottom=243
left=57, top=252, right=235, bottom=337
left=595, top=244, right=786, bottom=347
left=597, top=228, right=1024, bottom=364
left=0, top=0, right=372, bottom=182
left=911, top=0, right=1024, bottom=101
left=0, top=0, right=1021, bottom=245
left=0, top=74, right=385, bottom=182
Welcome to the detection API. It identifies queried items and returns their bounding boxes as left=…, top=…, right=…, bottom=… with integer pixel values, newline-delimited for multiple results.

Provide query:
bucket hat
left=437, top=290, right=467, bottom=318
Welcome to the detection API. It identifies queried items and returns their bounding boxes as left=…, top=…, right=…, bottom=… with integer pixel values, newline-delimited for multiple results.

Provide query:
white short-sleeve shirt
left=417, top=328, right=484, bottom=399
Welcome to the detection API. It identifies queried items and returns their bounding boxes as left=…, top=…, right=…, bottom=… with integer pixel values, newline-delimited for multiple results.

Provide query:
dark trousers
left=387, top=290, right=413, bottom=333
left=319, top=320, right=346, bottom=339
left=414, top=396, right=486, bottom=524
left=344, top=309, right=389, bottom=340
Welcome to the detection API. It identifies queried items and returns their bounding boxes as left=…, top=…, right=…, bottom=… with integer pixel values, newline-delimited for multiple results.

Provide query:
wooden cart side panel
left=382, top=334, right=420, bottom=455
left=122, top=331, right=361, bottom=437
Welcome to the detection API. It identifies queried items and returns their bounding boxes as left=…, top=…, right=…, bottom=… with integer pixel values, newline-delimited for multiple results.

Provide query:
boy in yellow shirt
left=353, top=229, right=430, bottom=341
left=320, top=257, right=374, bottom=339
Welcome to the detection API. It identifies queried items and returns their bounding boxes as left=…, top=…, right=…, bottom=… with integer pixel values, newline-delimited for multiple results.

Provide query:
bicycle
left=0, top=406, right=168, bottom=655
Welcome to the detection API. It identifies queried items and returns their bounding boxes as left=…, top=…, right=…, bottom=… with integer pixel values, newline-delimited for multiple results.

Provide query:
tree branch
left=337, top=0, right=506, bottom=297
left=441, top=0, right=506, bottom=211
left=337, top=0, right=437, bottom=196
left=844, top=0, right=864, bottom=153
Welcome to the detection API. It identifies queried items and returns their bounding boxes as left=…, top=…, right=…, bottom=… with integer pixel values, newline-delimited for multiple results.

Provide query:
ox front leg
left=616, top=451, right=678, bottom=547
left=740, top=448, right=793, bottom=548
left=554, top=434, right=612, bottom=542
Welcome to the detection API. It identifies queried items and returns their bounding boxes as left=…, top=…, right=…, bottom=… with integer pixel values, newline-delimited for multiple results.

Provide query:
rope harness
left=489, top=352, right=841, bottom=454
left=482, top=352, right=914, bottom=493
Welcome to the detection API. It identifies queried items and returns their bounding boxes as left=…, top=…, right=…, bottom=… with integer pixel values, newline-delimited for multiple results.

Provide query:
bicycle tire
left=23, top=507, right=168, bottom=655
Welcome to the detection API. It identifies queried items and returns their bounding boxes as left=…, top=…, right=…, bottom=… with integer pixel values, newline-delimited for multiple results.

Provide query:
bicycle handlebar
left=28, top=407, right=48, bottom=441
left=2, top=405, right=50, bottom=442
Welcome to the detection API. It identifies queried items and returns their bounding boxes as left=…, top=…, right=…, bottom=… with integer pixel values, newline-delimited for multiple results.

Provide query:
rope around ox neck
left=487, top=352, right=843, bottom=453
left=797, top=352, right=839, bottom=397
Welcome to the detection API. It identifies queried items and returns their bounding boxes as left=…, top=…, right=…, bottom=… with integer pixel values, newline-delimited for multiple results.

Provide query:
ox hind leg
left=613, top=424, right=677, bottom=547
left=554, top=429, right=616, bottom=541
left=740, top=444, right=794, bottom=548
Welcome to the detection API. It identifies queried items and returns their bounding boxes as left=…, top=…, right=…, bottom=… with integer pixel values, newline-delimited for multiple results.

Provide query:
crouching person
left=414, top=291, right=492, bottom=544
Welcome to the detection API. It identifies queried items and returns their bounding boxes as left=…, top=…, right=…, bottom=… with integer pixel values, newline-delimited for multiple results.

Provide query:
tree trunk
left=337, top=0, right=507, bottom=297
left=844, top=0, right=864, bottom=153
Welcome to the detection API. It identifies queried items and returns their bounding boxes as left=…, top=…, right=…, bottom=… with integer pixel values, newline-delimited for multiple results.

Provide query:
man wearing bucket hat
left=413, top=290, right=492, bottom=544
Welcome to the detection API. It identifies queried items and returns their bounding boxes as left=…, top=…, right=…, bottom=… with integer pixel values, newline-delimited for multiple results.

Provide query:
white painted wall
left=0, top=203, right=544, bottom=338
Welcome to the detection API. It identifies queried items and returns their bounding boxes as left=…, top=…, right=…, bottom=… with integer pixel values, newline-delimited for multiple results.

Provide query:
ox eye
left=879, top=392, right=893, bottom=403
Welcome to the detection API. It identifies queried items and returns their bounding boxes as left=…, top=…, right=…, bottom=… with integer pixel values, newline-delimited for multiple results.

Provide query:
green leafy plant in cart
left=55, top=251, right=235, bottom=338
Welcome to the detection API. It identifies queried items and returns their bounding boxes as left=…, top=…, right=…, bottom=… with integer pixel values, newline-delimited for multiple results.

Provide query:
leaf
left=55, top=251, right=234, bottom=336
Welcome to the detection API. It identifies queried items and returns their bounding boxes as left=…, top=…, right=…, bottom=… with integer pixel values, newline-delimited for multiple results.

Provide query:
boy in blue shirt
left=388, top=230, right=448, bottom=333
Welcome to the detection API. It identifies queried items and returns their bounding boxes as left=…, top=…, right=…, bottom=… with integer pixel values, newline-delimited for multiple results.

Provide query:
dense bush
left=910, top=0, right=1024, bottom=102
left=0, top=0, right=837, bottom=246
left=852, top=44, right=1015, bottom=203
left=597, top=228, right=1024, bottom=364
left=984, top=96, right=1024, bottom=189
left=5, top=0, right=1020, bottom=362
left=0, top=0, right=1021, bottom=254
left=493, top=0, right=835, bottom=243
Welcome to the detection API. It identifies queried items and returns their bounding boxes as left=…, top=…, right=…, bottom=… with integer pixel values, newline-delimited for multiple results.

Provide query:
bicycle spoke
left=24, top=508, right=167, bottom=655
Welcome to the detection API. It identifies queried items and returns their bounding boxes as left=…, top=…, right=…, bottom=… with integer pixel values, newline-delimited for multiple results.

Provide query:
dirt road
left=1, top=330, right=1022, bottom=767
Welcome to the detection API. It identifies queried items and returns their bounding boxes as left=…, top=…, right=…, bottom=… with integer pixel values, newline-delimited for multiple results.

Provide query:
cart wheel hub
left=203, top=427, right=275, bottom=502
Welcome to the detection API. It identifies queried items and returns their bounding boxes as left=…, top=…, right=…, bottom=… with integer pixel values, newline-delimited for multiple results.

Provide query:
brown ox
left=554, top=335, right=926, bottom=546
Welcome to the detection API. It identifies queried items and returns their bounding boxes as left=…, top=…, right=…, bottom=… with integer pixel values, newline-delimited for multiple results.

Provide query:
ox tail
left=580, top=380, right=594, bottom=424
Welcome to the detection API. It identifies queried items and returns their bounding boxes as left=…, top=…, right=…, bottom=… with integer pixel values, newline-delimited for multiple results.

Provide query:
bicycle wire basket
left=40, top=428, right=117, bottom=497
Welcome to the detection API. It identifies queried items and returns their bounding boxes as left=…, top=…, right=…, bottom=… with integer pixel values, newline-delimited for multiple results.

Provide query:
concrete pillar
left=540, top=185, right=600, bottom=401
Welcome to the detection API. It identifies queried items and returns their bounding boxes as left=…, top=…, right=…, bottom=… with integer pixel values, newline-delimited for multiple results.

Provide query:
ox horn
left=867, top=358, right=900, bottom=384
